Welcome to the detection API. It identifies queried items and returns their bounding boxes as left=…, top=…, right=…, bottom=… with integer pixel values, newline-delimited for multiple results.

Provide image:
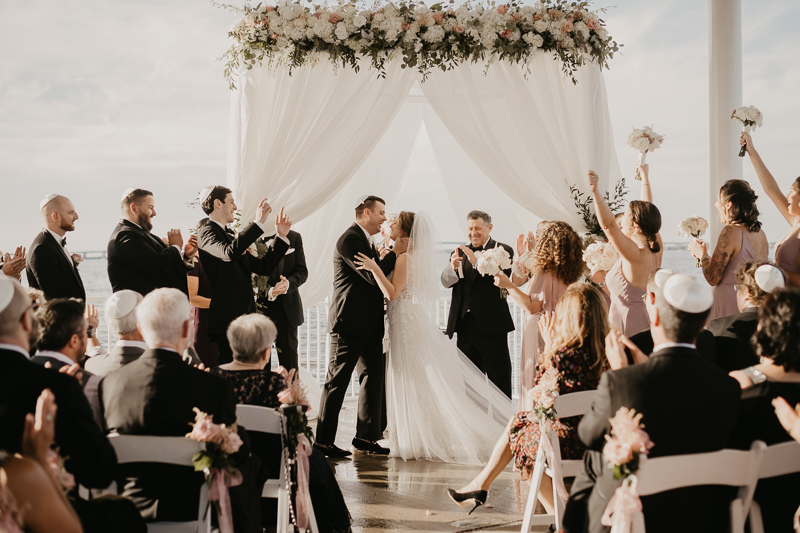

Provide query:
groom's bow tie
left=469, top=244, right=484, bottom=252
left=61, top=237, right=67, bottom=247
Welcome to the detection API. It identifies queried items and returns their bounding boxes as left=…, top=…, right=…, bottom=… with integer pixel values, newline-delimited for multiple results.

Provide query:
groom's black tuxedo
left=26, top=229, right=86, bottom=301
left=316, top=223, right=397, bottom=445
left=107, top=219, right=194, bottom=296
left=442, top=237, right=515, bottom=396
left=562, top=346, right=741, bottom=533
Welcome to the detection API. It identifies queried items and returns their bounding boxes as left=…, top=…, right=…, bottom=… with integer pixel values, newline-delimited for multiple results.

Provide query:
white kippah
left=0, top=277, right=17, bottom=314
left=39, top=194, right=61, bottom=210
left=355, top=194, right=369, bottom=208
left=198, top=186, right=216, bottom=204
left=120, top=188, right=136, bottom=202
left=755, top=264, right=785, bottom=293
left=653, top=269, right=675, bottom=288
left=663, top=273, right=714, bottom=313
left=105, top=290, right=141, bottom=319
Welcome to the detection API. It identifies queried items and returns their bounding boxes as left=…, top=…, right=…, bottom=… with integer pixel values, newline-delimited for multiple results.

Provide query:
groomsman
left=441, top=210, right=515, bottom=397
left=259, top=229, right=308, bottom=370
left=197, top=186, right=291, bottom=364
left=107, top=188, right=197, bottom=296
left=26, top=194, right=86, bottom=301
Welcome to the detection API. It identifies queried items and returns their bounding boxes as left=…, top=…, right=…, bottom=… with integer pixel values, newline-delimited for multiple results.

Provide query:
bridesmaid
left=688, top=179, right=769, bottom=320
left=741, top=131, right=800, bottom=285
left=588, top=170, right=661, bottom=336
left=494, top=221, right=584, bottom=410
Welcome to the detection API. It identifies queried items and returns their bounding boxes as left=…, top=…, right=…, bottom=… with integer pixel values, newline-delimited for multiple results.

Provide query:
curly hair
left=753, top=287, right=800, bottom=372
left=531, top=221, right=584, bottom=285
left=735, top=260, right=772, bottom=306
left=395, top=211, right=415, bottom=237
left=629, top=200, right=662, bottom=253
left=720, top=179, right=762, bottom=233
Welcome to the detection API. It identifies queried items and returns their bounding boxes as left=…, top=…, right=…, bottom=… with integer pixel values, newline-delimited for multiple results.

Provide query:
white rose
left=335, top=21, right=349, bottom=40
left=354, top=14, right=367, bottom=28
left=422, top=25, right=445, bottom=43
left=634, top=136, right=650, bottom=152
left=533, top=20, right=548, bottom=33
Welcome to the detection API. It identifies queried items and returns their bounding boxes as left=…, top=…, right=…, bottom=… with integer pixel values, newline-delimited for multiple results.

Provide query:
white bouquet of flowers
left=582, top=241, right=620, bottom=274
left=731, top=105, right=763, bottom=157
left=476, top=245, right=512, bottom=297
left=512, top=250, right=536, bottom=279
left=678, top=216, right=709, bottom=267
left=627, top=126, right=664, bottom=180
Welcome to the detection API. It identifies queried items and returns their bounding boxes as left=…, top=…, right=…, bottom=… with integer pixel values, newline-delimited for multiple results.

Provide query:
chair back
left=235, top=404, right=282, bottom=435
left=757, top=440, right=800, bottom=479
left=553, top=390, right=597, bottom=418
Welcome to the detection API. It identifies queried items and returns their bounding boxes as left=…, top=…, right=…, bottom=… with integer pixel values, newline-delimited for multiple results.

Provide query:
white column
left=708, top=0, right=743, bottom=247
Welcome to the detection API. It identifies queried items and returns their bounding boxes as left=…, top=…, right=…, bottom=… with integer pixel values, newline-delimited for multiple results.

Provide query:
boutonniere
left=71, top=254, right=83, bottom=268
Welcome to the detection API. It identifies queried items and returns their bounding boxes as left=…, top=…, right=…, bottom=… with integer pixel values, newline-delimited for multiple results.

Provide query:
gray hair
left=227, top=314, right=277, bottom=364
left=467, top=210, right=492, bottom=226
left=136, top=288, right=190, bottom=347
left=107, top=292, right=144, bottom=337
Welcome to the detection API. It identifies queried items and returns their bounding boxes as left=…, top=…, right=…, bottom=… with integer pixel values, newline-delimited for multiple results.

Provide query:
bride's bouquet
left=582, top=241, right=620, bottom=274
left=731, top=105, right=763, bottom=157
left=476, top=245, right=513, bottom=298
left=512, top=250, right=536, bottom=280
left=627, top=126, right=664, bottom=180
left=677, top=216, right=709, bottom=267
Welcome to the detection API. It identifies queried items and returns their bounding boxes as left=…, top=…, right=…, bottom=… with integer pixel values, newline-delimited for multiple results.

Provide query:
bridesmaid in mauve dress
left=494, top=221, right=584, bottom=410
left=689, top=179, right=769, bottom=320
left=741, top=131, right=800, bottom=285
left=587, top=170, right=662, bottom=337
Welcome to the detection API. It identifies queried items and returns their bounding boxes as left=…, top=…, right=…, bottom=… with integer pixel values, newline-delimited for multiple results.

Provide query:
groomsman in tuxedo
left=26, top=194, right=86, bottom=301
left=562, top=274, right=741, bottom=533
left=197, top=186, right=291, bottom=364
left=107, top=188, right=197, bottom=296
left=441, top=210, right=515, bottom=397
left=259, top=229, right=308, bottom=370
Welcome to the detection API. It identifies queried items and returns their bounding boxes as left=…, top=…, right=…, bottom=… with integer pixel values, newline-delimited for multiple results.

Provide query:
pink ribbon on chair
left=539, top=420, right=570, bottom=502
left=295, top=435, right=313, bottom=529
left=600, top=476, right=642, bottom=533
left=208, top=468, right=243, bottom=533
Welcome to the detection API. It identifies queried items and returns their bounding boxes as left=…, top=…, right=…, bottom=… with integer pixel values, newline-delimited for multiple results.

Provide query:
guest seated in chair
left=212, top=314, right=352, bottom=533
left=85, top=290, right=145, bottom=376
left=729, top=286, right=800, bottom=533
left=447, top=283, right=609, bottom=520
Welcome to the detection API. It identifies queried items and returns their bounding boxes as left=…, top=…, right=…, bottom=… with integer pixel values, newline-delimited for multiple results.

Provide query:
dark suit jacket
left=30, top=354, right=104, bottom=429
left=569, top=347, right=741, bottom=533
left=706, top=307, right=760, bottom=372
left=198, top=221, right=289, bottom=336
left=628, top=329, right=717, bottom=367
left=0, top=347, right=116, bottom=488
left=328, top=223, right=397, bottom=337
left=85, top=344, right=146, bottom=376
left=100, top=348, right=240, bottom=521
left=107, top=219, right=194, bottom=296
left=26, top=229, right=85, bottom=301
left=260, top=230, right=308, bottom=327
left=443, top=238, right=515, bottom=337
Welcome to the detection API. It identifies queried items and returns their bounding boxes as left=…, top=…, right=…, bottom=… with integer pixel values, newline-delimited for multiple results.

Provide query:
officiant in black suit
left=197, top=186, right=290, bottom=364
left=315, top=196, right=407, bottom=458
left=259, top=229, right=308, bottom=370
left=26, top=194, right=86, bottom=301
left=441, top=210, right=515, bottom=397
left=107, top=188, right=197, bottom=296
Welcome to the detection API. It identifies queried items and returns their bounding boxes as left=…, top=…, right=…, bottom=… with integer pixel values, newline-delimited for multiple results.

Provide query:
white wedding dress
left=385, top=212, right=514, bottom=465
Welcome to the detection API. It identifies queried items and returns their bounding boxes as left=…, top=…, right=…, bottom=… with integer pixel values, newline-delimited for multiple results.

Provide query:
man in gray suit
left=85, top=290, right=145, bottom=376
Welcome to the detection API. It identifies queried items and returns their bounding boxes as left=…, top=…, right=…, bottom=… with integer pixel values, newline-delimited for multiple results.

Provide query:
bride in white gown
left=354, top=211, right=514, bottom=465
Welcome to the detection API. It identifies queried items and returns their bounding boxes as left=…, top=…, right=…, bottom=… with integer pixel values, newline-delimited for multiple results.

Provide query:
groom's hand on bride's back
left=393, top=237, right=409, bottom=255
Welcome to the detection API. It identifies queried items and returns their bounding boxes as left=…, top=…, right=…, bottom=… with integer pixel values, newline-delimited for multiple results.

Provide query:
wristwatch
left=598, top=281, right=606, bottom=289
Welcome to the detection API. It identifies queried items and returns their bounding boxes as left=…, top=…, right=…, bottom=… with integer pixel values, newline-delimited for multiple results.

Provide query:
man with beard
left=107, top=188, right=197, bottom=296
left=26, top=194, right=86, bottom=301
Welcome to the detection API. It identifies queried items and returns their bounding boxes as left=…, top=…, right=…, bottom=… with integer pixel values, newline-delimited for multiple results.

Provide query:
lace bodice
left=396, top=253, right=414, bottom=300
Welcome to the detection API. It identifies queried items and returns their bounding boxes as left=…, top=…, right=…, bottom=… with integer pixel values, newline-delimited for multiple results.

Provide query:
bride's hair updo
left=719, top=179, right=762, bottom=232
left=396, top=211, right=415, bottom=237
left=531, top=221, right=584, bottom=285
left=629, top=200, right=662, bottom=253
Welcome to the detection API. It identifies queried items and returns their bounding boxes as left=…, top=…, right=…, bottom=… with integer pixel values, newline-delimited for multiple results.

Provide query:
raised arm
left=639, top=164, right=653, bottom=203
left=588, top=171, right=644, bottom=263
left=742, top=132, right=794, bottom=224
left=355, top=252, right=408, bottom=301
left=198, top=222, right=263, bottom=262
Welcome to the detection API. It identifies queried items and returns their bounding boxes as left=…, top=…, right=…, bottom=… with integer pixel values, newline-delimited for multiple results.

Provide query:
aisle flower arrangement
left=216, top=0, right=620, bottom=88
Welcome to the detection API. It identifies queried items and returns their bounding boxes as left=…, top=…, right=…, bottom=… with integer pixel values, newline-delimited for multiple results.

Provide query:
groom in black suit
left=441, top=210, right=515, bottom=397
left=107, top=188, right=197, bottom=296
left=315, top=196, right=408, bottom=458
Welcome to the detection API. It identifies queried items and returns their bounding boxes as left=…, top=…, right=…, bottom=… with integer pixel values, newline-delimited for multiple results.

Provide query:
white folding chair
left=747, top=440, right=800, bottom=533
left=630, top=440, right=766, bottom=533
left=107, top=433, right=211, bottom=533
left=521, top=390, right=598, bottom=533
left=236, top=404, right=319, bottom=533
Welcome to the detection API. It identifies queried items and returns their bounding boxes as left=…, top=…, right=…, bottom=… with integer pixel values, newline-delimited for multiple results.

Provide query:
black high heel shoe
left=447, top=488, right=488, bottom=515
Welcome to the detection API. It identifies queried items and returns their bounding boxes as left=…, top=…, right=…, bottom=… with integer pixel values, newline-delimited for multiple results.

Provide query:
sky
left=2, top=0, right=800, bottom=253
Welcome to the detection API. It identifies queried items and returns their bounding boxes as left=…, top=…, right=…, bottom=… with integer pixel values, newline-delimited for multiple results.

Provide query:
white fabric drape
left=420, top=55, right=622, bottom=231
left=228, top=58, right=415, bottom=230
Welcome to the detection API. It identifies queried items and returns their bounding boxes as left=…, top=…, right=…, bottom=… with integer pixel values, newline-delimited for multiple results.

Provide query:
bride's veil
left=409, top=211, right=441, bottom=322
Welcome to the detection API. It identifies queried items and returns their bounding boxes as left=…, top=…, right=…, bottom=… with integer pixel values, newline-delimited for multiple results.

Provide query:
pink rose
left=496, top=4, right=508, bottom=15
left=187, top=410, right=224, bottom=443
left=500, top=29, right=512, bottom=39
left=265, top=6, right=275, bottom=12
left=270, top=33, right=278, bottom=39
left=533, top=14, right=542, bottom=21
left=586, top=18, right=599, bottom=30
left=71, top=253, right=83, bottom=265
left=313, top=12, right=321, bottom=18
left=548, top=9, right=559, bottom=18
left=453, top=24, right=464, bottom=34
left=512, top=13, right=522, bottom=21
left=627, top=429, right=655, bottom=454
left=221, top=428, right=244, bottom=454
left=529, top=385, right=543, bottom=403
left=603, top=437, right=633, bottom=466
left=573, top=11, right=583, bottom=21
left=433, top=12, right=443, bottom=24
left=562, top=20, right=573, bottom=33
left=401, top=22, right=410, bottom=31
left=278, top=388, right=296, bottom=405
left=329, top=13, right=341, bottom=23
left=539, top=390, right=555, bottom=408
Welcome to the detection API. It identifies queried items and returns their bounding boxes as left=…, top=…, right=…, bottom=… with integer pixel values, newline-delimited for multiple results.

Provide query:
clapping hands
left=458, top=244, right=477, bottom=265
left=773, top=397, right=800, bottom=442
left=22, top=389, right=56, bottom=466
left=2, top=246, right=26, bottom=279
left=272, top=275, right=290, bottom=297
left=275, top=207, right=292, bottom=238
left=604, top=330, right=648, bottom=370
left=184, top=235, right=198, bottom=258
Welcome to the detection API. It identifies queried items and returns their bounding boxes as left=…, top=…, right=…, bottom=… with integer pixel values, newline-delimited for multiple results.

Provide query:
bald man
left=26, top=195, right=86, bottom=301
